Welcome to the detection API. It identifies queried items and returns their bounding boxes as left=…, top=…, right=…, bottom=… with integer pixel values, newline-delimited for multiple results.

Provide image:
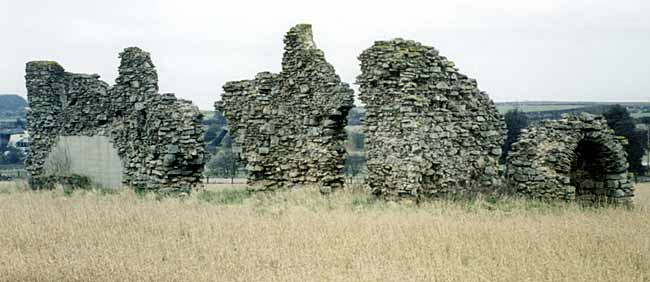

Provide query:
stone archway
left=570, top=135, right=629, bottom=204
left=507, top=114, right=633, bottom=205
left=571, top=139, right=608, bottom=201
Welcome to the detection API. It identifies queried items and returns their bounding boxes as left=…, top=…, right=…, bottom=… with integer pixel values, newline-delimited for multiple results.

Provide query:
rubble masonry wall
left=358, top=39, right=506, bottom=199
left=217, top=24, right=354, bottom=192
left=507, top=113, right=633, bottom=204
left=25, top=47, right=205, bottom=192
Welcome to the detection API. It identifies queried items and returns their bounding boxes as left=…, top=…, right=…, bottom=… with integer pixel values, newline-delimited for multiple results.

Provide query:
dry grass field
left=0, top=181, right=649, bottom=282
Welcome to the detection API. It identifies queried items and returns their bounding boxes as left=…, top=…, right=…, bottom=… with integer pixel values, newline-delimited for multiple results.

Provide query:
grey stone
left=506, top=114, right=633, bottom=205
left=611, top=189, right=625, bottom=197
left=25, top=48, right=206, bottom=192
left=357, top=39, right=505, bottom=199
left=216, top=24, right=353, bottom=192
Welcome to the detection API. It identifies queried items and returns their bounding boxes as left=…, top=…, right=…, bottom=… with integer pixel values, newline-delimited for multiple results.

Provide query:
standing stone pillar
left=358, top=39, right=505, bottom=199
left=24, top=61, right=68, bottom=188
left=217, top=24, right=354, bottom=192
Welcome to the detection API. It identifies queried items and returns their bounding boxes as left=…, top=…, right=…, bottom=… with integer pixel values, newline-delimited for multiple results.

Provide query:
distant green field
left=631, top=112, right=650, bottom=119
left=496, top=104, right=589, bottom=114
left=0, top=166, right=26, bottom=178
left=208, top=104, right=650, bottom=119
left=345, top=125, right=363, bottom=132
left=201, top=111, right=215, bottom=118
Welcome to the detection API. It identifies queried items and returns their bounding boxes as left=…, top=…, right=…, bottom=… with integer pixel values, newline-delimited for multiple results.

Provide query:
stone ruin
left=216, top=24, right=354, bottom=192
left=507, top=113, right=633, bottom=205
left=357, top=39, right=506, bottom=199
left=25, top=47, right=205, bottom=193
left=21, top=26, right=632, bottom=205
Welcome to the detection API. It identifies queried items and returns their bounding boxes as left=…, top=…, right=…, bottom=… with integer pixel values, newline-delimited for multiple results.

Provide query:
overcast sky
left=1, top=0, right=649, bottom=109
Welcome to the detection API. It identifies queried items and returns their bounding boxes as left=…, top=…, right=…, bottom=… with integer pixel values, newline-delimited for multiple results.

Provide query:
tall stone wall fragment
left=507, top=113, right=633, bottom=205
left=217, top=24, right=354, bottom=191
left=357, top=39, right=505, bottom=199
left=25, top=47, right=205, bottom=192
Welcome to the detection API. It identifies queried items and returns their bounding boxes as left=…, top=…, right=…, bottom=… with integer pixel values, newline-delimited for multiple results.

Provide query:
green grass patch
left=631, top=112, right=650, bottom=118
left=197, top=189, right=251, bottom=205
left=351, top=194, right=377, bottom=208
left=496, top=104, right=589, bottom=114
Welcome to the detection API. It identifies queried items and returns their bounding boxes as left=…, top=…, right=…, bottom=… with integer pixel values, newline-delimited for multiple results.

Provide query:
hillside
left=0, top=94, right=27, bottom=120
left=496, top=101, right=650, bottom=118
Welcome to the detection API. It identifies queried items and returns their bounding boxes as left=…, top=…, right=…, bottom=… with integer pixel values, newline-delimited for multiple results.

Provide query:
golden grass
left=0, top=182, right=649, bottom=282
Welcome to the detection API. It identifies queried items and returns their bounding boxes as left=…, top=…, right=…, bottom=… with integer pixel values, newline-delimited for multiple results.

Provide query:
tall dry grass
left=0, top=181, right=649, bottom=282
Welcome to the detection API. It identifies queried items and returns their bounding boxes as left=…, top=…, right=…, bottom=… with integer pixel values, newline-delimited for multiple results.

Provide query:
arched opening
left=44, top=135, right=124, bottom=189
left=570, top=139, right=610, bottom=203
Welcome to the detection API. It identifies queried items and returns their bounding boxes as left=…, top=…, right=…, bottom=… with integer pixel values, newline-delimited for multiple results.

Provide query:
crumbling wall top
left=26, top=61, right=65, bottom=73
left=284, top=24, right=317, bottom=51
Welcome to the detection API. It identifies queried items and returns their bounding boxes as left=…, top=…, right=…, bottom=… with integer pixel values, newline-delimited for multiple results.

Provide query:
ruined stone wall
left=507, top=113, right=633, bottom=204
left=358, top=39, right=505, bottom=199
left=25, top=47, right=205, bottom=192
left=217, top=24, right=354, bottom=192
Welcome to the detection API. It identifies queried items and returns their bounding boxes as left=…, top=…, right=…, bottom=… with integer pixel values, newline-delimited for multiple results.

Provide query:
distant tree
left=349, top=131, right=365, bottom=151
left=630, top=129, right=649, bottom=174
left=346, top=108, right=365, bottom=126
left=603, top=105, right=646, bottom=174
left=345, top=154, right=366, bottom=176
left=204, top=111, right=228, bottom=128
left=637, top=116, right=650, bottom=124
left=204, top=126, right=218, bottom=143
left=15, top=118, right=25, bottom=129
left=202, top=111, right=230, bottom=150
left=0, top=147, right=25, bottom=165
left=205, top=149, right=237, bottom=178
left=637, top=117, right=650, bottom=165
left=221, top=134, right=233, bottom=148
left=501, top=109, right=529, bottom=163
